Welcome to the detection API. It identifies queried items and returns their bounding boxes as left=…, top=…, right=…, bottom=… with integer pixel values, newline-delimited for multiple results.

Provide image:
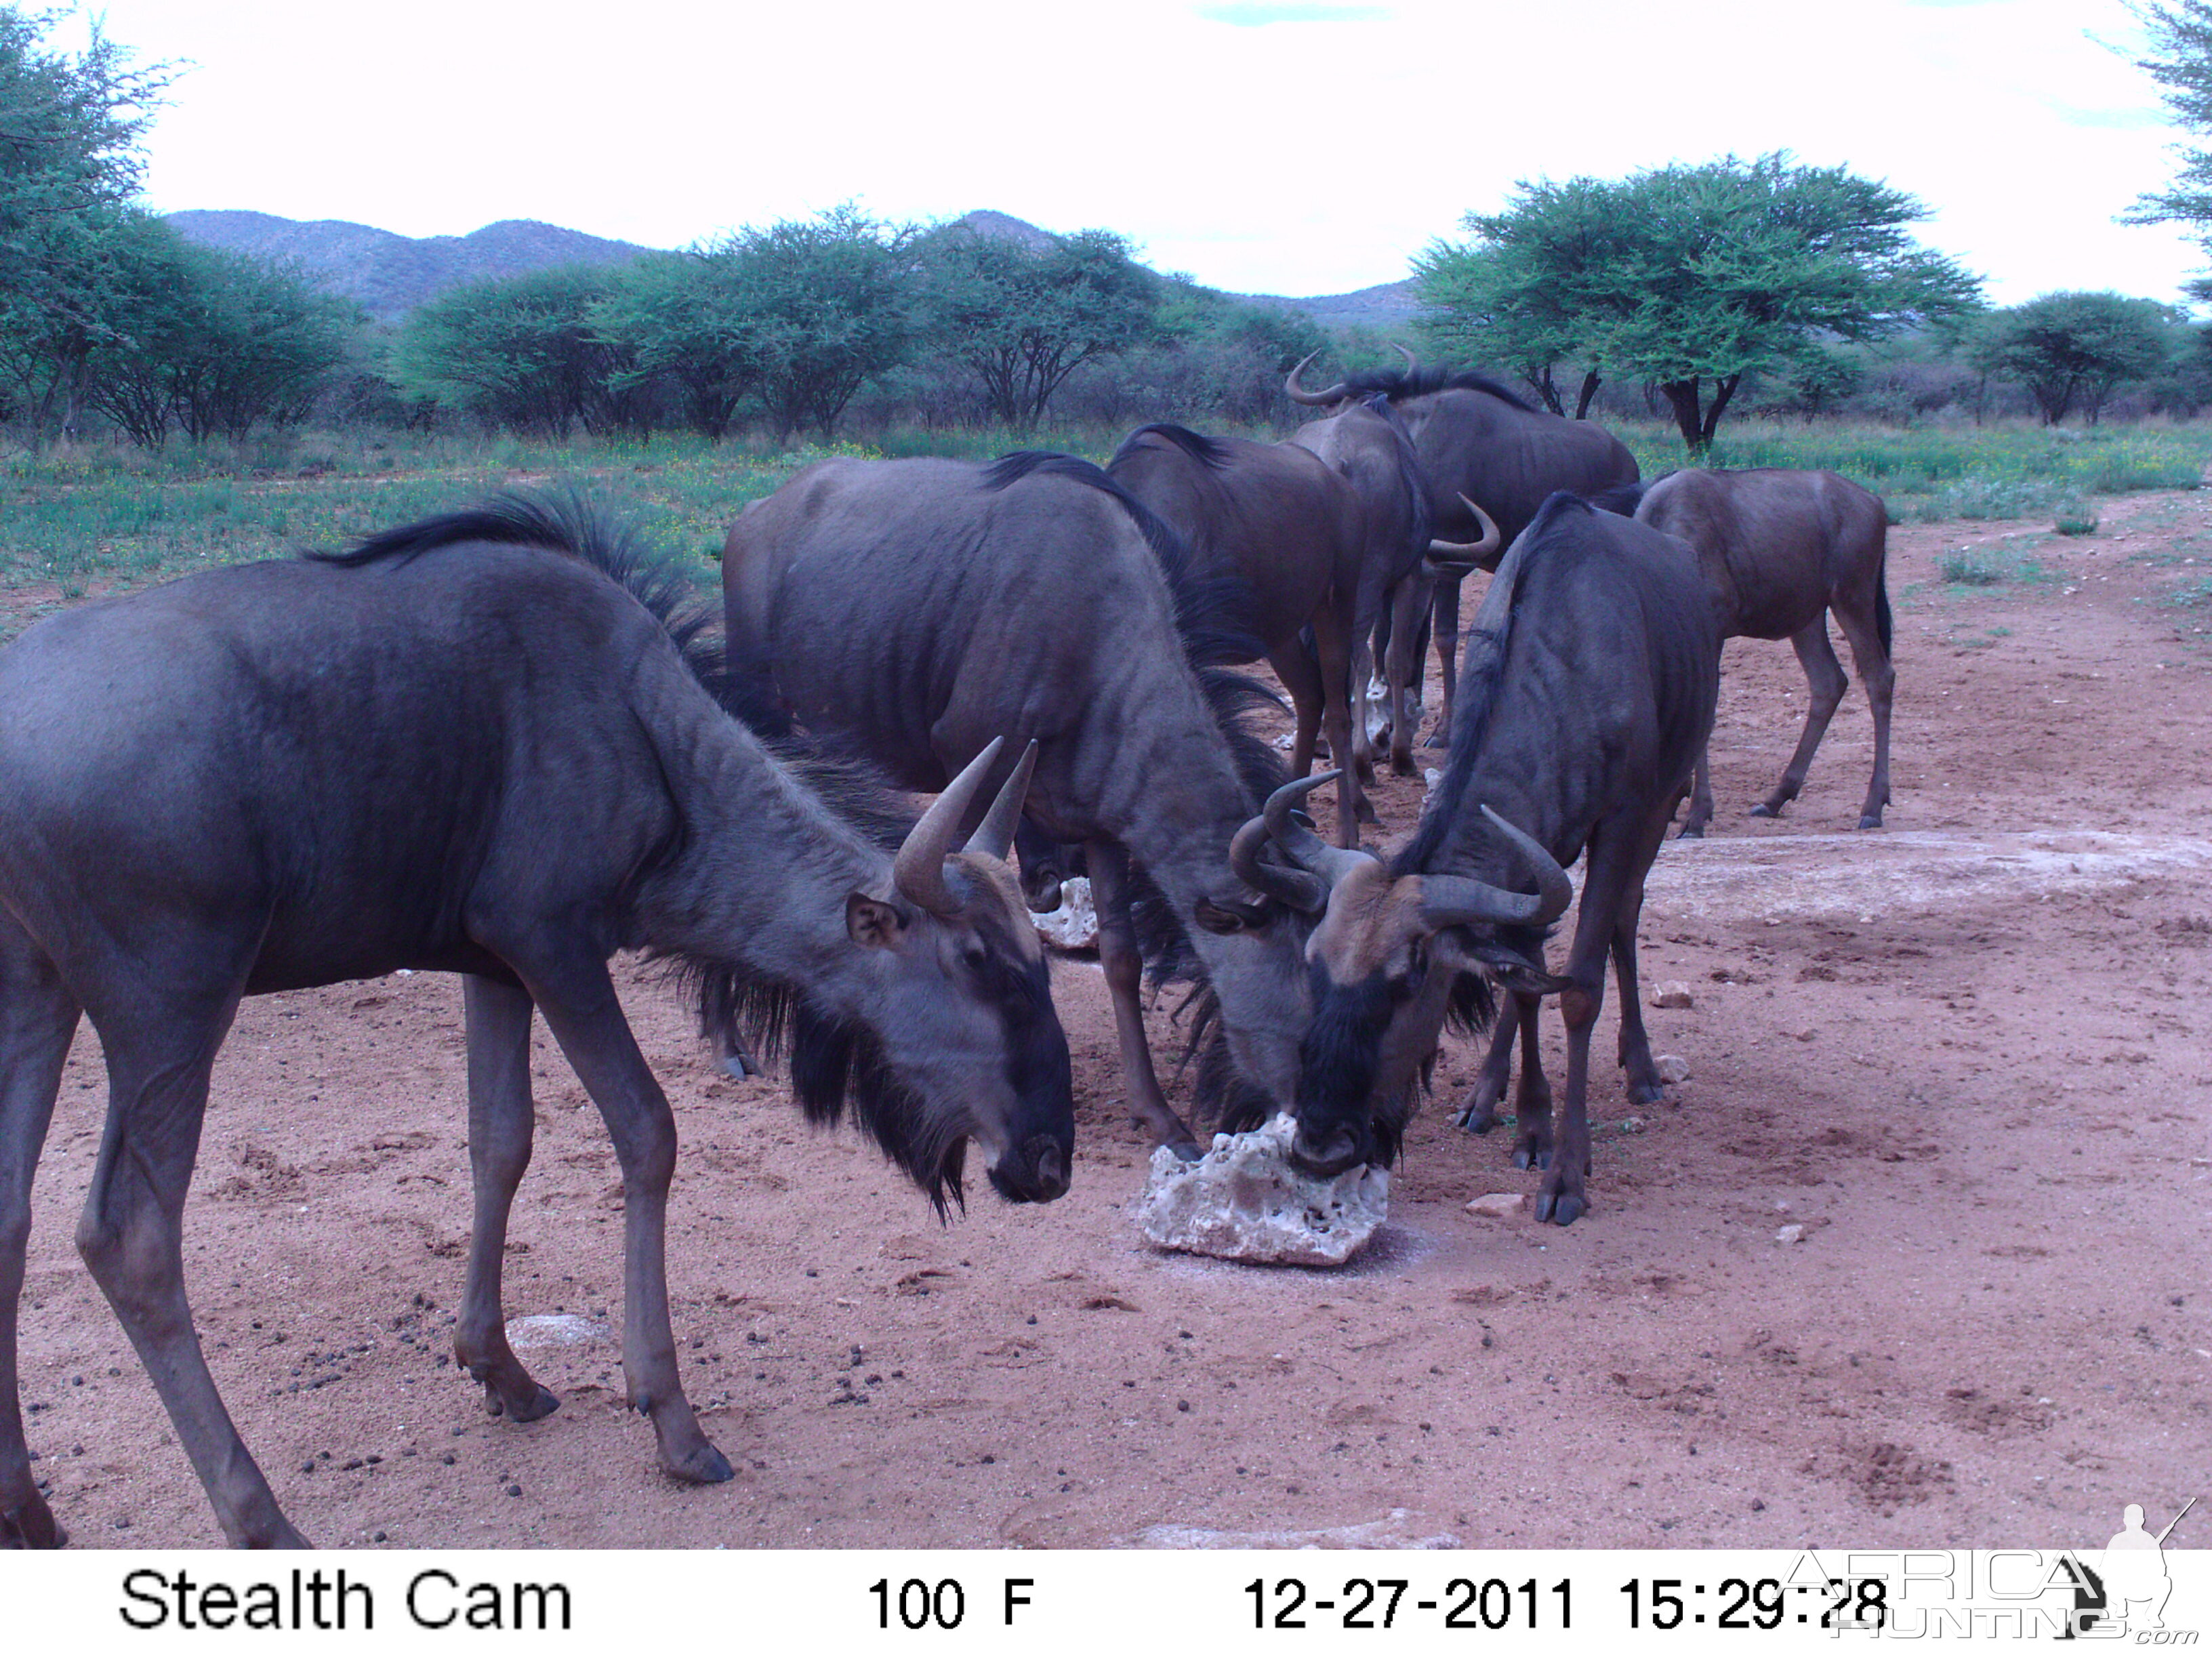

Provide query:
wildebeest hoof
left=1858, top=813, right=1884, bottom=830
left=1424, top=731, right=1450, bottom=750
left=667, top=1442, right=735, bottom=1485
left=1626, top=1081, right=1666, bottom=1106
left=509, top=1384, right=560, bottom=1423
left=2, top=1494, right=66, bottom=1549
left=1513, top=1145, right=1550, bottom=1171
left=1677, top=824, right=1704, bottom=840
left=1748, top=802, right=1780, bottom=818
left=1166, top=1139, right=1203, bottom=1164
left=1354, top=797, right=1380, bottom=825
left=1390, top=755, right=1419, bottom=779
left=1534, top=1189, right=1585, bottom=1226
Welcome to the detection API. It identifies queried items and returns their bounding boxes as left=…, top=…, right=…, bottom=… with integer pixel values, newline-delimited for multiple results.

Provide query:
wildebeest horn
left=1229, top=814, right=1326, bottom=914
left=962, top=739, right=1038, bottom=863
left=1427, top=493, right=1502, bottom=566
left=1417, top=805, right=1573, bottom=928
left=895, top=736, right=1006, bottom=917
left=1392, top=342, right=1421, bottom=372
left=1261, top=773, right=1376, bottom=886
left=1285, top=351, right=1349, bottom=407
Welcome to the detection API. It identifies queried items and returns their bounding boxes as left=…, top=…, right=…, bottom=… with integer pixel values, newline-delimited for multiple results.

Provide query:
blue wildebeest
left=724, top=453, right=1306, bottom=1154
left=1106, top=423, right=1376, bottom=844
left=1284, top=396, right=1495, bottom=785
left=1631, top=467, right=1895, bottom=833
left=0, top=495, right=1071, bottom=1549
left=1287, top=353, right=1641, bottom=747
left=1239, top=494, right=1719, bottom=1225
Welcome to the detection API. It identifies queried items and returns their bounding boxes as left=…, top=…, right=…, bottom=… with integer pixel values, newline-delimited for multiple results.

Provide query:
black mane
left=1336, top=363, right=1538, bottom=412
left=1108, top=422, right=1233, bottom=472
left=1396, top=490, right=1588, bottom=877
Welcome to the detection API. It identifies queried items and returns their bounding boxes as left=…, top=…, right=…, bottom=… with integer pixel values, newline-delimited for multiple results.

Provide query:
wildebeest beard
left=1295, top=968, right=1410, bottom=1169
left=678, top=963, right=973, bottom=1218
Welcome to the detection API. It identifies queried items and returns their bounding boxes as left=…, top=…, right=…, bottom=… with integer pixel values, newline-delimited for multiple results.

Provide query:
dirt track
left=15, top=489, right=2211, bottom=1549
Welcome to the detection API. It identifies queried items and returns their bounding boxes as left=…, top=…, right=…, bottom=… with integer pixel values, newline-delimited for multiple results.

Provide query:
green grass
left=1614, top=419, right=2212, bottom=525
left=1939, top=549, right=2010, bottom=586
left=5, top=417, right=2211, bottom=627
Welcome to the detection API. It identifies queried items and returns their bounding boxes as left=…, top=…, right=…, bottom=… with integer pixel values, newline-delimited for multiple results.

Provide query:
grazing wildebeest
left=1288, top=352, right=1641, bottom=747
left=1238, top=495, right=1718, bottom=1225
left=723, top=453, right=1305, bottom=1153
left=1106, top=423, right=1375, bottom=843
left=1630, top=468, right=1895, bottom=833
left=0, top=495, right=1071, bottom=1549
left=1284, top=396, right=1483, bottom=785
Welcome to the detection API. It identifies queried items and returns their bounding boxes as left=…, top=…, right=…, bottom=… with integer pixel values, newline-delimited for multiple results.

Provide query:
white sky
left=51, top=0, right=2210, bottom=306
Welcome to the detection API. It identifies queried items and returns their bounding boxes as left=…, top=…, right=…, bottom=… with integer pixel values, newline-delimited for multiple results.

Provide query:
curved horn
left=1229, top=814, right=1327, bottom=914
left=1392, top=342, right=1421, bottom=372
left=895, top=736, right=1006, bottom=917
left=1284, top=350, right=1348, bottom=407
left=1416, top=805, right=1573, bottom=929
left=1262, top=773, right=1377, bottom=887
left=1427, top=493, right=1503, bottom=566
left=962, top=739, right=1038, bottom=863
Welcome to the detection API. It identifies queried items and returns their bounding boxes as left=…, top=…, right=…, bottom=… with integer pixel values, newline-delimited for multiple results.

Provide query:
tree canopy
left=1965, top=291, right=2180, bottom=425
left=916, top=224, right=1158, bottom=428
left=2123, top=0, right=2212, bottom=274
left=1418, top=153, right=1984, bottom=449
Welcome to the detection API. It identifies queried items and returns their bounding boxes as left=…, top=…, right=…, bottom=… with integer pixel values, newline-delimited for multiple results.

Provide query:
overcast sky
left=52, top=0, right=2207, bottom=306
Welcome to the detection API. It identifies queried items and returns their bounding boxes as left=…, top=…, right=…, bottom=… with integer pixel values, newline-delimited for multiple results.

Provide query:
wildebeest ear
left=1459, top=939, right=1572, bottom=996
left=846, top=893, right=907, bottom=949
left=1194, top=896, right=1270, bottom=935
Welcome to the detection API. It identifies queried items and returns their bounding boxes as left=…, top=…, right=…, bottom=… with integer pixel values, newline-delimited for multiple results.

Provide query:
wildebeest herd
left=0, top=359, right=1896, bottom=1547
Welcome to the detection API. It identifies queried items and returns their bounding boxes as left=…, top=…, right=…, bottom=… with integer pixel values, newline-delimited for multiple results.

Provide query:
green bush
left=1939, top=549, right=2009, bottom=585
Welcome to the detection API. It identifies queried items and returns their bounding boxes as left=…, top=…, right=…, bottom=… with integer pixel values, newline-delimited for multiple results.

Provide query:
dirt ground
left=14, top=489, right=2211, bottom=1551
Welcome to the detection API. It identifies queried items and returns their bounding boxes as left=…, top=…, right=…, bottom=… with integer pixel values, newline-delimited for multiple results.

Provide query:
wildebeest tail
left=1876, top=546, right=1893, bottom=658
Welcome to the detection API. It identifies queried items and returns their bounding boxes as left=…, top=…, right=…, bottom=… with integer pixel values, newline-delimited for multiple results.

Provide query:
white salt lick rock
left=1136, top=1113, right=1388, bottom=1267
left=504, top=1313, right=608, bottom=1350
left=1031, top=875, right=1097, bottom=951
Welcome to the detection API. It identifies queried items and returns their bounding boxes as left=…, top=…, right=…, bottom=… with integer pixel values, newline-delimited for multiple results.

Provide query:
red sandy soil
left=12, top=491, right=2209, bottom=1550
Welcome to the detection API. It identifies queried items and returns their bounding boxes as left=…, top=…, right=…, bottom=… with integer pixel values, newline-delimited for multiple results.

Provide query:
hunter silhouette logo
left=2061, top=1498, right=2197, bottom=1639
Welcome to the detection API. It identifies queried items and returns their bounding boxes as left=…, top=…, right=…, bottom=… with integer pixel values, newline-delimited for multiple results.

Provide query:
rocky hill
left=164, top=211, right=653, bottom=319
left=163, top=206, right=1419, bottom=328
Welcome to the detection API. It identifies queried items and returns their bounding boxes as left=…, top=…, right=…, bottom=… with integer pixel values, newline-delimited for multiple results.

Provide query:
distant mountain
left=162, top=206, right=1420, bottom=331
left=164, top=211, right=655, bottom=319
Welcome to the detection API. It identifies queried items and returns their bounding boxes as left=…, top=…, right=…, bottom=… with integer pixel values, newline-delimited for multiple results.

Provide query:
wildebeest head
left=699, top=739, right=1074, bottom=1213
left=1231, top=774, right=1571, bottom=1176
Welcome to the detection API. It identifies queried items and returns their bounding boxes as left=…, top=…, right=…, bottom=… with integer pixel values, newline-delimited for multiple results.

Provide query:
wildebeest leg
left=1679, top=744, right=1715, bottom=838
left=1383, top=575, right=1428, bottom=776
left=1754, top=617, right=1848, bottom=819
left=1609, top=803, right=1677, bottom=1105
left=1311, top=607, right=1368, bottom=844
left=0, top=922, right=78, bottom=1549
left=1271, top=641, right=1326, bottom=778
left=513, top=954, right=732, bottom=1486
left=1085, top=842, right=1199, bottom=1155
left=1535, top=821, right=1643, bottom=1226
left=453, top=976, right=560, bottom=1426
left=1428, top=574, right=1465, bottom=748
left=1452, top=992, right=1550, bottom=1155
left=1832, top=600, right=1896, bottom=829
left=1349, top=634, right=1378, bottom=779
left=73, top=977, right=308, bottom=1547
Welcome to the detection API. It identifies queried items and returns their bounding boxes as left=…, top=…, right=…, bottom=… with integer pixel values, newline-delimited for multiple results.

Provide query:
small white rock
left=1621, top=1115, right=1647, bottom=1134
left=1030, top=875, right=1097, bottom=951
left=1465, top=1191, right=1523, bottom=1218
left=1774, top=1223, right=1806, bottom=1246
left=1136, top=1113, right=1388, bottom=1266
left=1655, top=1054, right=1692, bottom=1084
left=1652, top=981, right=1694, bottom=1010
left=505, top=1313, right=609, bottom=1349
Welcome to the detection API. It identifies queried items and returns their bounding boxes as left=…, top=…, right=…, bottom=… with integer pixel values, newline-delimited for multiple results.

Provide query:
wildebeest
left=1631, top=468, right=1895, bottom=833
left=0, top=494, right=1071, bottom=1549
left=1283, top=396, right=1463, bottom=784
left=1239, top=494, right=1718, bottom=1225
left=1288, top=353, right=1641, bottom=747
left=1106, top=423, right=1374, bottom=843
left=723, top=453, right=1304, bottom=1153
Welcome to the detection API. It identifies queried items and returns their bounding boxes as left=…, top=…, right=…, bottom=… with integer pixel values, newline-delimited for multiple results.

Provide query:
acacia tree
left=1967, top=291, right=2179, bottom=424
left=0, top=6, right=171, bottom=439
left=2124, top=0, right=2212, bottom=277
left=393, top=266, right=645, bottom=436
left=1420, top=155, right=1983, bottom=450
left=588, top=250, right=758, bottom=438
left=699, top=205, right=915, bottom=440
left=917, top=224, right=1158, bottom=428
